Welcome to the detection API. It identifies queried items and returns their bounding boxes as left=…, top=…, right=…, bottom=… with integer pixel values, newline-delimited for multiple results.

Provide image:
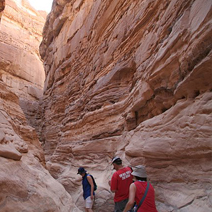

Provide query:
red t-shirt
left=134, top=181, right=158, bottom=212
left=111, top=166, right=133, bottom=202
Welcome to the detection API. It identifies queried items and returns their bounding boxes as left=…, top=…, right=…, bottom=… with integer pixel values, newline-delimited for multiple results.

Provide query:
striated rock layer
left=0, top=0, right=45, bottom=98
left=0, top=1, right=79, bottom=211
left=40, top=0, right=212, bottom=211
left=0, top=80, right=78, bottom=211
left=0, top=0, right=46, bottom=133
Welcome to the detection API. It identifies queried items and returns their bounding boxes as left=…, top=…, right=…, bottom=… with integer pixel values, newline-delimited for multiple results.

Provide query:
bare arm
left=123, top=183, right=136, bottom=212
left=87, top=175, right=94, bottom=199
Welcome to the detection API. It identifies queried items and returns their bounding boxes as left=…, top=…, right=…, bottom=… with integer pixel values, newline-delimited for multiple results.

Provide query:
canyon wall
left=0, top=0, right=5, bottom=21
left=0, top=80, right=77, bottom=212
left=0, top=1, right=78, bottom=211
left=40, top=0, right=212, bottom=211
left=0, top=0, right=46, bottom=132
left=0, top=0, right=45, bottom=99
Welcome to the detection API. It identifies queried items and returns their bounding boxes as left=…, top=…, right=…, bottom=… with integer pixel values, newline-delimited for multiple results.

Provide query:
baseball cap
left=77, top=167, right=86, bottom=174
left=111, top=156, right=122, bottom=164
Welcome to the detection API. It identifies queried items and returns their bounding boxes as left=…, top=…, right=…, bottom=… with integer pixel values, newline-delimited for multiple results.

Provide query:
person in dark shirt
left=78, top=167, right=95, bottom=212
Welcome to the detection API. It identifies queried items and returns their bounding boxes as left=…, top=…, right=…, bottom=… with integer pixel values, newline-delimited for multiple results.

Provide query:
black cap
left=112, top=156, right=122, bottom=164
left=77, top=167, right=86, bottom=174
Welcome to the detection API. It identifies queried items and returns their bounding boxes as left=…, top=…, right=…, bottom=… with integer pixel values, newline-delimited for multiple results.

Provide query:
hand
left=90, top=194, right=94, bottom=200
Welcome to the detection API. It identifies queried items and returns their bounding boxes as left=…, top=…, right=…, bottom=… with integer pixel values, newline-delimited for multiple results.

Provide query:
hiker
left=109, top=156, right=133, bottom=212
left=123, top=165, right=158, bottom=212
left=77, top=167, right=95, bottom=212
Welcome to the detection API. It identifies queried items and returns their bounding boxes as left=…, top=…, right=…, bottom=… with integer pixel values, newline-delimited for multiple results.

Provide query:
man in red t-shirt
left=109, top=156, right=133, bottom=212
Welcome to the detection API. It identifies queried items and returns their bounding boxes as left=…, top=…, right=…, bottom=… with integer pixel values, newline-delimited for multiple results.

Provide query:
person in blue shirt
left=78, top=167, right=95, bottom=212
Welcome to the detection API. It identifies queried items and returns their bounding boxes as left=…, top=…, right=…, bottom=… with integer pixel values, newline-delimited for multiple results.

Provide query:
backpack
left=89, top=174, right=97, bottom=191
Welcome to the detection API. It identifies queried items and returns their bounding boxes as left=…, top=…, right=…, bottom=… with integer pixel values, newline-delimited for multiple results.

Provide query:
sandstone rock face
left=0, top=0, right=46, bottom=133
left=0, top=80, right=78, bottom=211
left=0, top=1, right=79, bottom=211
left=0, top=0, right=45, bottom=98
left=0, top=0, right=5, bottom=22
left=40, top=0, right=212, bottom=211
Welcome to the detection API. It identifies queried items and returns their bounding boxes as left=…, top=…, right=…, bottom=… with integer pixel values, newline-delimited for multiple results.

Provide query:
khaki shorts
left=85, top=196, right=94, bottom=209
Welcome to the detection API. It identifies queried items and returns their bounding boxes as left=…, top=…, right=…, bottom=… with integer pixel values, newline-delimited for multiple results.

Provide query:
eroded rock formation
left=0, top=80, right=77, bottom=212
left=0, top=0, right=46, bottom=134
left=40, top=0, right=212, bottom=211
left=0, top=0, right=45, bottom=97
left=0, top=1, right=79, bottom=211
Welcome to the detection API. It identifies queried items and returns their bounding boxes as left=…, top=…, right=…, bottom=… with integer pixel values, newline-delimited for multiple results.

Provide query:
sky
left=28, top=0, right=53, bottom=13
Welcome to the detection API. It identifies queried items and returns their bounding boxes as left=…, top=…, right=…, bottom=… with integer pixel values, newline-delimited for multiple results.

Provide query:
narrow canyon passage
left=0, top=0, right=212, bottom=212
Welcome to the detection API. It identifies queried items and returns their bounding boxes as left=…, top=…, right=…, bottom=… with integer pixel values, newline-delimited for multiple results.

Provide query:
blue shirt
left=82, top=173, right=95, bottom=199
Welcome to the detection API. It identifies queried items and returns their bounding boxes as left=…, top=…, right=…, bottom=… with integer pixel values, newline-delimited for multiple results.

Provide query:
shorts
left=85, top=196, right=94, bottom=209
left=114, top=198, right=128, bottom=212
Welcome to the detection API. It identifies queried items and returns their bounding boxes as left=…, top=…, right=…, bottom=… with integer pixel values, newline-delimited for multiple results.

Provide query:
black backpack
left=89, top=174, right=97, bottom=191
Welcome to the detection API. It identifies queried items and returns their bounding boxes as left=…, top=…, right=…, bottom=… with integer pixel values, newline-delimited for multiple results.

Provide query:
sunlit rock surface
left=0, top=0, right=46, bottom=134
left=0, top=1, right=79, bottom=211
left=0, top=81, right=78, bottom=212
left=0, top=0, right=45, bottom=98
left=40, top=0, right=212, bottom=211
